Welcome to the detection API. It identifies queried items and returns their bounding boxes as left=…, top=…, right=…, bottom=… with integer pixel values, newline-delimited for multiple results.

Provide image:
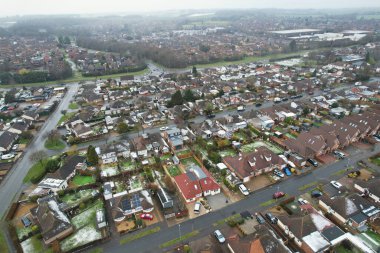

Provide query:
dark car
left=255, top=103, right=262, bottom=107
left=307, top=158, right=318, bottom=167
left=256, top=214, right=265, bottom=224
left=206, top=114, right=216, bottom=119
left=265, top=212, right=278, bottom=224
left=282, top=97, right=289, bottom=102
left=311, top=190, right=323, bottom=198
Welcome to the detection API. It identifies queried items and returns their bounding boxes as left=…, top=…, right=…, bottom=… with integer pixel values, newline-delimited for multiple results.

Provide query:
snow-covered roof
left=302, top=231, right=330, bottom=252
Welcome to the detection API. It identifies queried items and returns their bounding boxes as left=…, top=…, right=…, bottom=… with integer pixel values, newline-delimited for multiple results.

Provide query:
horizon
left=1, top=0, right=380, bottom=17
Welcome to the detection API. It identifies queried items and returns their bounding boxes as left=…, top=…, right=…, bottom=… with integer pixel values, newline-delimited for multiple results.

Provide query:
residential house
left=31, top=196, right=73, bottom=244
left=354, top=179, right=380, bottom=203
left=68, top=120, right=94, bottom=138
left=319, top=193, right=380, bottom=231
left=223, top=147, right=286, bottom=182
left=21, top=111, right=39, bottom=122
left=164, top=128, right=184, bottom=151
left=0, top=131, right=18, bottom=153
left=8, top=120, right=30, bottom=134
left=284, top=132, right=327, bottom=158
left=174, top=165, right=220, bottom=203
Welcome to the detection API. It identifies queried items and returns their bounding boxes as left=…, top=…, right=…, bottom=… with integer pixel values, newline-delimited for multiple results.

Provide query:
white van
left=194, top=202, right=202, bottom=214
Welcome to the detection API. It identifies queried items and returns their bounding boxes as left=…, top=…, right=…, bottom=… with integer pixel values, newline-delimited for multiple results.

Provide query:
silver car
left=214, top=230, right=226, bottom=243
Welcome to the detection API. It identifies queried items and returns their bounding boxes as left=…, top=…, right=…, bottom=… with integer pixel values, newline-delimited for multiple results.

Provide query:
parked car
left=333, top=150, right=346, bottom=159
left=265, top=212, right=278, bottom=224
left=330, top=181, right=343, bottom=189
left=255, top=103, right=262, bottom=107
left=273, top=191, right=285, bottom=199
left=273, top=169, right=285, bottom=178
left=283, top=167, right=292, bottom=176
left=160, top=126, right=168, bottom=131
left=307, top=158, right=318, bottom=167
left=298, top=198, right=309, bottom=205
left=271, top=175, right=280, bottom=181
left=311, top=190, right=323, bottom=198
left=206, top=114, right=216, bottom=119
left=1, top=153, right=15, bottom=160
left=194, top=202, right=202, bottom=214
left=256, top=214, right=265, bottom=224
left=238, top=184, right=249, bottom=196
left=12, top=144, right=19, bottom=151
left=140, top=213, right=153, bottom=220
left=214, top=230, right=226, bottom=243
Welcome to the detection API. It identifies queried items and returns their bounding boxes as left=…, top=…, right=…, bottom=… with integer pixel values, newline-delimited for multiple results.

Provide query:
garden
left=21, top=235, right=53, bottom=253
left=60, top=200, right=104, bottom=252
left=168, top=165, right=182, bottom=177
left=71, top=174, right=96, bottom=186
left=219, top=148, right=237, bottom=158
left=241, top=141, right=283, bottom=154
left=120, top=159, right=136, bottom=172
left=180, top=157, right=201, bottom=168
left=61, top=189, right=97, bottom=207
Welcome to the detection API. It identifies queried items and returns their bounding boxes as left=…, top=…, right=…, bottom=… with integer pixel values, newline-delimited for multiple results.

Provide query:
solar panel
left=121, top=198, right=131, bottom=211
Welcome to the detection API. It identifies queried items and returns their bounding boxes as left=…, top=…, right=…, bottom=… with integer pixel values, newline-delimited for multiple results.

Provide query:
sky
left=0, top=0, right=380, bottom=17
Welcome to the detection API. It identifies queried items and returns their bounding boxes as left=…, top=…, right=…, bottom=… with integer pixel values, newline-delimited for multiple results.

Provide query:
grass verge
left=213, top=213, right=241, bottom=227
left=299, top=181, right=318, bottom=191
left=160, top=230, right=199, bottom=248
left=332, top=168, right=348, bottom=176
left=0, top=231, right=9, bottom=253
left=44, top=139, right=65, bottom=150
left=68, top=102, right=79, bottom=110
left=120, top=227, right=161, bottom=245
left=260, top=195, right=287, bottom=207
left=23, top=159, right=49, bottom=183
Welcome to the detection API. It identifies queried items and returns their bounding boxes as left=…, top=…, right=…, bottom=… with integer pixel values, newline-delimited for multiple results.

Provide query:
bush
left=208, top=151, right=222, bottom=164
left=79, top=203, right=86, bottom=210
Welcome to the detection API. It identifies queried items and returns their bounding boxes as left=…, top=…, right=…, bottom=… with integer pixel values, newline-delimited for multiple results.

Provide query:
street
left=0, top=83, right=79, bottom=218
left=97, top=144, right=380, bottom=253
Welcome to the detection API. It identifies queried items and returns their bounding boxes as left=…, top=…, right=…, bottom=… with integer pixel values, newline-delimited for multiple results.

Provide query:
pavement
left=89, top=143, right=380, bottom=253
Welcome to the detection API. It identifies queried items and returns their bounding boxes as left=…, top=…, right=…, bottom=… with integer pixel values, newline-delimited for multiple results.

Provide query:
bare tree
left=30, top=150, right=47, bottom=164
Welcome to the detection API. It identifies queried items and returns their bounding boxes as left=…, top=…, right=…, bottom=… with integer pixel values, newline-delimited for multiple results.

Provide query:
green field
left=0, top=68, right=149, bottom=88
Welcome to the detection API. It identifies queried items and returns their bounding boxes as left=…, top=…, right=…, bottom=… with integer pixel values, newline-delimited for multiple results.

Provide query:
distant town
left=0, top=8, right=379, bottom=253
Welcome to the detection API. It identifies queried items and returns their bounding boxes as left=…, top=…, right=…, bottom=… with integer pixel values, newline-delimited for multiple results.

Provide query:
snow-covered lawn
left=21, top=235, right=52, bottom=253
left=101, top=166, right=119, bottom=177
left=71, top=200, right=103, bottom=229
left=60, top=225, right=102, bottom=252
left=61, top=189, right=95, bottom=206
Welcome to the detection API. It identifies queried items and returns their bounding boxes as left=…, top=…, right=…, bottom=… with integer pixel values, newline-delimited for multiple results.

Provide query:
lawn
left=233, top=132, right=248, bottom=141
left=23, top=159, right=49, bottom=183
left=365, top=231, right=380, bottom=244
left=120, top=160, right=136, bottom=171
left=61, top=189, right=96, bottom=206
left=370, top=157, right=380, bottom=166
left=241, top=141, right=283, bottom=154
left=0, top=231, right=9, bottom=253
left=298, top=181, right=318, bottom=191
left=168, top=165, right=182, bottom=177
left=285, top=133, right=297, bottom=139
left=101, top=166, right=120, bottom=177
left=180, top=157, right=201, bottom=168
left=16, top=226, right=34, bottom=240
left=71, top=174, right=96, bottom=186
left=219, top=148, right=237, bottom=158
left=68, top=102, right=79, bottom=110
left=160, top=153, right=172, bottom=161
left=44, top=139, right=65, bottom=150
left=120, top=226, right=161, bottom=245
left=176, top=149, right=191, bottom=157
left=57, top=112, right=76, bottom=126
left=160, top=230, right=199, bottom=248
left=60, top=200, right=104, bottom=252
left=21, top=235, right=53, bottom=253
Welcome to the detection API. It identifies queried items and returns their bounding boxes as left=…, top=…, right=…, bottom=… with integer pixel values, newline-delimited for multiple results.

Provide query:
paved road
left=95, top=144, right=380, bottom=253
left=0, top=83, right=79, bottom=218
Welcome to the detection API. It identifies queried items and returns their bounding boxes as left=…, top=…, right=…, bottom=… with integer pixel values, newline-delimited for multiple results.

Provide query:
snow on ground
left=60, top=225, right=102, bottom=252
left=21, top=237, right=35, bottom=253
left=101, top=167, right=119, bottom=177
left=310, top=213, right=333, bottom=231
left=71, top=201, right=103, bottom=229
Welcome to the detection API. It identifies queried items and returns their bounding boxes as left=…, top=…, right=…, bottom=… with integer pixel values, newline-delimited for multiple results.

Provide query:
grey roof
left=321, top=226, right=345, bottom=242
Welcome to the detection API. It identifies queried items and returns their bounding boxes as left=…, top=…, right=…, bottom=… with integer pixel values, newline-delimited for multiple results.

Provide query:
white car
left=1, top=153, right=15, bottom=160
left=238, top=184, right=249, bottom=196
left=298, top=198, right=309, bottom=205
left=273, top=169, right=285, bottom=178
left=160, top=126, right=168, bottom=131
left=330, top=181, right=343, bottom=189
left=214, top=230, right=226, bottom=243
left=12, top=144, right=19, bottom=151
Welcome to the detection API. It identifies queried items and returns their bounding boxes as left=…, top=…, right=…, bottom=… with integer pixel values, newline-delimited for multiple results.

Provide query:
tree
left=302, top=107, right=311, bottom=116
left=164, top=175, right=176, bottom=193
left=289, top=40, right=297, bottom=52
left=204, top=102, right=214, bottom=115
left=30, top=150, right=47, bottom=165
left=331, top=102, right=339, bottom=108
left=208, top=151, right=222, bottom=164
left=192, top=66, right=197, bottom=76
left=117, top=122, right=129, bottom=134
left=183, top=89, right=196, bottom=102
left=86, top=145, right=99, bottom=165
left=167, top=90, right=183, bottom=107
left=45, top=159, right=60, bottom=173
left=46, top=130, right=60, bottom=141
left=4, top=92, right=15, bottom=104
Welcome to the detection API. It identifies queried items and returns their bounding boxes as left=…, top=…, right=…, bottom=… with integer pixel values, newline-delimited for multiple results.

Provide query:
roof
left=49, top=155, right=85, bottom=180
left=223, top=146, right=284, bottom=179
left=0, top=131, right=18, bottom=149
left=174, top=172, right=202, bottom=200
left=320, top=226, right=345, bottom=242
left=302, top=231, right=330, bottom=253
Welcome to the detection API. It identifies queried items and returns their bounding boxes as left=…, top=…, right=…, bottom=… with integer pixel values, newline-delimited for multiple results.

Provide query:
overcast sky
left=1, top=0, right=380, bottom=16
